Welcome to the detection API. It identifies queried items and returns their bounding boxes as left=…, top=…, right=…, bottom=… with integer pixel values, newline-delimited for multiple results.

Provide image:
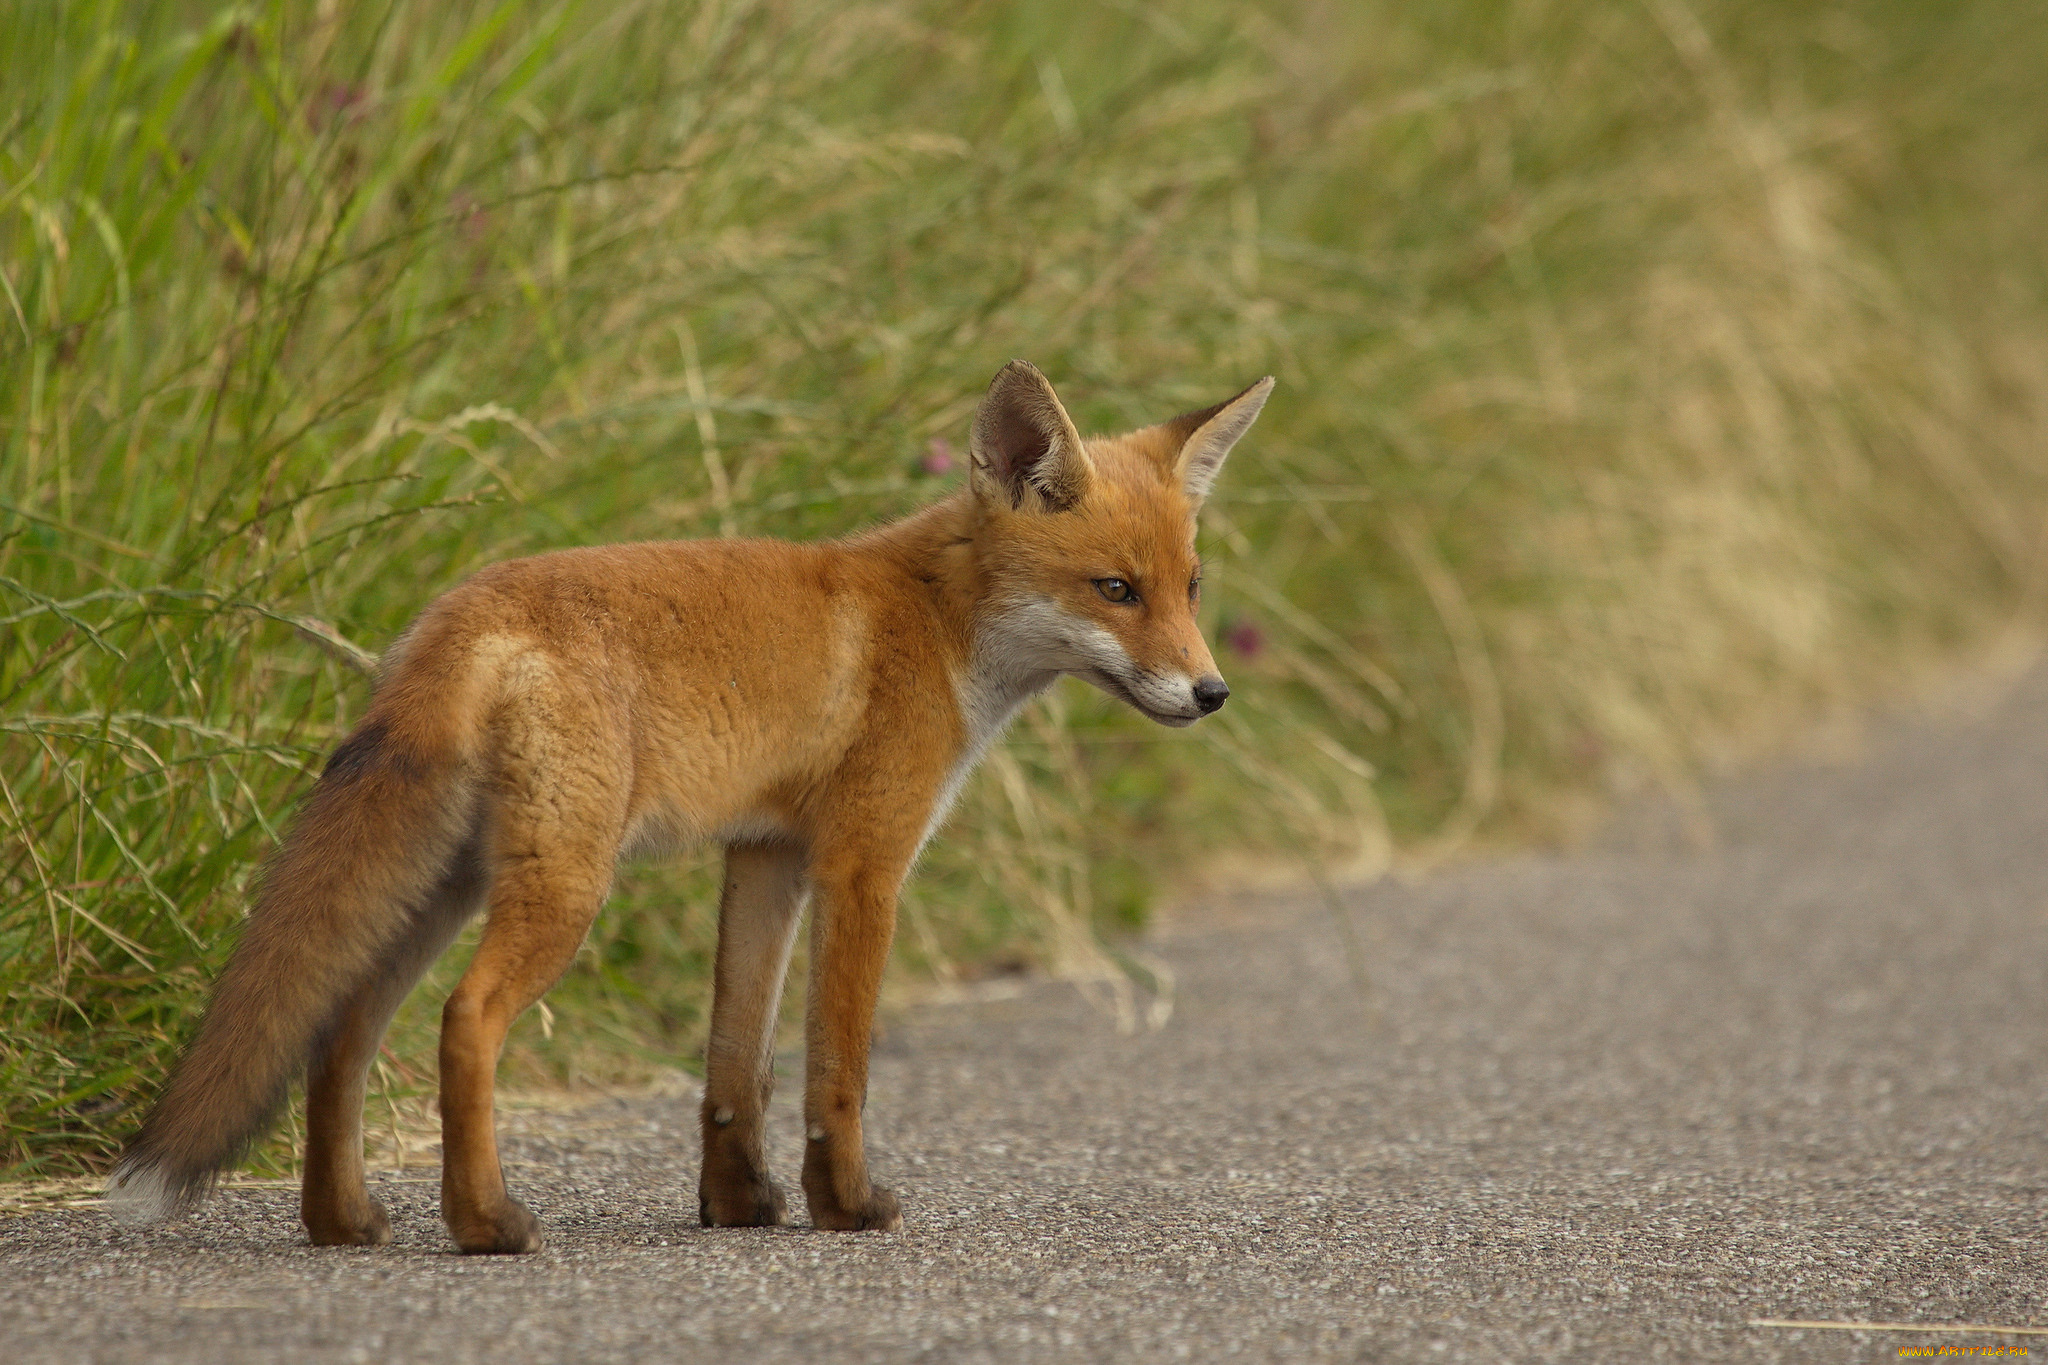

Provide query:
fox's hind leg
left=437, top=786, right=621, bottom=1254
left=699, top=841, right=807, bottom=1228
left=300, top=840, right=488, bottom=1247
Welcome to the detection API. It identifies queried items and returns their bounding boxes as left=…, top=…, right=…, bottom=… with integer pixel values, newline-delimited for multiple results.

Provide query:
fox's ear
left=969, top=360, right=1093, bottom=513
left=1161, top=376, right=1274, bottom=504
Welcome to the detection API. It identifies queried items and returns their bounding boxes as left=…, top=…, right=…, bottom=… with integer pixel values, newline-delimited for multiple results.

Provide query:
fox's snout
left=1112, top=664, right=1229, bottom=727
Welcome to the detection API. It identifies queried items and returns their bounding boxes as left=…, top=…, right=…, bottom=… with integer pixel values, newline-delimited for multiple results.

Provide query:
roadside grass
left=4, top=0, right=2044, bottom=1177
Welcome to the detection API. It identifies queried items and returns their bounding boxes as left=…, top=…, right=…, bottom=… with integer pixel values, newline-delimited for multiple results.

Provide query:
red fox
left=108, top=361, right=1272, bottom=1252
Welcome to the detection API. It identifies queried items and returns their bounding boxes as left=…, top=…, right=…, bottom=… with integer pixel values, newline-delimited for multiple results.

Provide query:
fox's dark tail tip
left=105, top=1154, right=215, bottom=1225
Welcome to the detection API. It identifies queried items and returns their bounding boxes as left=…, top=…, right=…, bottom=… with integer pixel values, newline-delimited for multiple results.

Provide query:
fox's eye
left=1095, top=578, right=1136, bottom=604
left=1189, top=577, right=1202, bottom=603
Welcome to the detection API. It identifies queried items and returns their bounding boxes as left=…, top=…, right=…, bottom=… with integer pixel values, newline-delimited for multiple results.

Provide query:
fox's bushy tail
left=108, top=702, right=479, bottom=1223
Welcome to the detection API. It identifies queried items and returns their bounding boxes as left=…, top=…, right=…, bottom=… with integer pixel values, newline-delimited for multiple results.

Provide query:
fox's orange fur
left=109, top=362, right=1272, bottom=1252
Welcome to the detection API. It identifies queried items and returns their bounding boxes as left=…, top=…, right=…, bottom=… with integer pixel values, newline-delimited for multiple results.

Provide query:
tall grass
left=4, top=0, right=2044, bottom=1177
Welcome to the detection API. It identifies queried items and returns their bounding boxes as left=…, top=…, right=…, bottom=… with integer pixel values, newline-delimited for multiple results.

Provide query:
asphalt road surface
left=7, top=667, right=2048, bottom=1363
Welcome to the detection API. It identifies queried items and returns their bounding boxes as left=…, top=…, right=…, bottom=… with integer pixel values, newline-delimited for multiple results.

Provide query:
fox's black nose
left=1193, top=675, right=1230, bottom=714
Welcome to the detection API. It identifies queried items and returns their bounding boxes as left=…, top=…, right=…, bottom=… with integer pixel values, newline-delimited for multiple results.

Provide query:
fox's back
left=378, top=537, right=959, bottom=847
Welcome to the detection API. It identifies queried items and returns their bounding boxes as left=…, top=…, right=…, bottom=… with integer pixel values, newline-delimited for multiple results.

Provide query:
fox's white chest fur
left=920, top=604, right=1069, bottom=852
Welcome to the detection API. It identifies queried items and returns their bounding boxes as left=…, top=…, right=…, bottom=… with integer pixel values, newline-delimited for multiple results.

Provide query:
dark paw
left=699, top=1174, right=790, bottom=1228
left=447, top=1195, right=543, bottom=1255
left=304, top=1195, right=393, bottom=1248
left=806, top=1183, right=902, bottom=1232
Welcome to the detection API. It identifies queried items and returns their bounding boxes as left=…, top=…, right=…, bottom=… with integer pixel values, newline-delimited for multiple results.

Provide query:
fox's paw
left=804, top=1182, right=902, bottom=1232
left=801, top=1128, right=903, bottom=1230
left=446, top=1195, right=543, bottom=1255
left=699, top=1173, right=790, bottom=1228
left=303, top=1195, right=393, bottom=1248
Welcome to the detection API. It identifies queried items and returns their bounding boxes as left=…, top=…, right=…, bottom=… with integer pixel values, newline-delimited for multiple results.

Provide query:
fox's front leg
left=800, top=840, right=913, bottom=1232
left=698, top=841, right=807, bottom=1227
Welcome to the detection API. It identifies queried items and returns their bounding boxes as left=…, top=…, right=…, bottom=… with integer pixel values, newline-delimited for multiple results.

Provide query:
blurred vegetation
left=4, top=0, right=2045, bottom=1177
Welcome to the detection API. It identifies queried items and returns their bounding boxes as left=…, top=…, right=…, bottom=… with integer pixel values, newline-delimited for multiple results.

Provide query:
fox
left=107, top=360, right=1272, bottom=1253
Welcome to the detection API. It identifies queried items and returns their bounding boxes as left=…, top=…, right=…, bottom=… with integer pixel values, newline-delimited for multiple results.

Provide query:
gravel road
left=7, top=667, right=2048, bottom=1363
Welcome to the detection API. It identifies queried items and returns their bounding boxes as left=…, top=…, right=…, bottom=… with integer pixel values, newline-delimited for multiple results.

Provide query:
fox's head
left=966, top=361, right=1273, bottom=727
